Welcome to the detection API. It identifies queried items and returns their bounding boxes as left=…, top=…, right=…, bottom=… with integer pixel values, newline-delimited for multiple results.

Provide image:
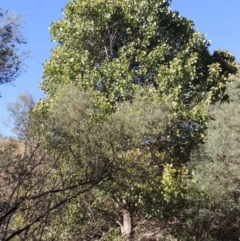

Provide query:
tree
left=37, top=0, right=238, bottom=239
left=172, top=70, right=240, bottom=240
left=42, top=0, right=237, bottom=106
left=35, top=84, right=177, bottom=240
left=40, top=0, right=237, bottom=165
left=0, top=8, right=27, bottom=94
left=0, top=93, right=112, bottom=240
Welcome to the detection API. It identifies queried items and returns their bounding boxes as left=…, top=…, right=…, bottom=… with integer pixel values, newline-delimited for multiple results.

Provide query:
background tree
left=171, top=70, right=240, bottom=240
left=0, top=8, right=28, bottom=95
left=0, top=92, right=112, bottom=240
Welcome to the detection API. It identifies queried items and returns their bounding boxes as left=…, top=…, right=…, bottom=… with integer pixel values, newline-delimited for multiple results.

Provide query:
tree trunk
left=120, top=208, right=132, bottom=240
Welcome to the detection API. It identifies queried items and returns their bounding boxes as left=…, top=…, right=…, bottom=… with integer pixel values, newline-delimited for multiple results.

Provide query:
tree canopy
left=42, top=0, right=237, bottom=108
left=40, top=0, right=237, bottom=167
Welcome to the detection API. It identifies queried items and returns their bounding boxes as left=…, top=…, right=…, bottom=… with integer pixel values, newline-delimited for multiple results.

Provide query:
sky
left=0, top=0, right=240, bottom=136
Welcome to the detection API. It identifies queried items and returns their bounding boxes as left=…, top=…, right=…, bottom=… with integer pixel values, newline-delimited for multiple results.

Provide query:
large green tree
left=36, top=0, right=238, bottom=239
left=42, top=0, right=236, bottom=106
left=40, top=0, right=237, bottom=165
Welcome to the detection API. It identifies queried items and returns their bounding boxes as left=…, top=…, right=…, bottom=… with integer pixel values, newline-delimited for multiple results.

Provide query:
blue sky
left=0, top=0, right=240, bottom=136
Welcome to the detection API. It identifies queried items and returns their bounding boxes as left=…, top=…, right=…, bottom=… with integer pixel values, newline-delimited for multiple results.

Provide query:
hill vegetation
left=0, top=0, right=239, bottom=240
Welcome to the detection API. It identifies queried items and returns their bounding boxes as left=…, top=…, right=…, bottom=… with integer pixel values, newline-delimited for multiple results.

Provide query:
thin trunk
left=121, top=208, right=132, bottom=239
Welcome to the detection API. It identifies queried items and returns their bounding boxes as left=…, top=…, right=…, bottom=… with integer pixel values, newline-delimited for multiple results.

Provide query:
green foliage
left=2, top=0, right=235, bottom=239
left=33, top=84, right=173, bottom=239
left=41, top=0, right=237, bottom=111
left=39, top=0, right=238, bottom=171
left=171, top=72, right=240, bottom=240
left=161, top=164, right=188, bottom=202
left=205, top=71, right=240, bottom=163
left=34, top=0, right=238, bottom=239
